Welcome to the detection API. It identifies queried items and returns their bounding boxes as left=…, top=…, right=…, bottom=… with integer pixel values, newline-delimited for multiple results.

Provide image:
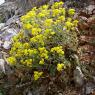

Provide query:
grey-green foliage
left=0, top=14, right=4, bottom=23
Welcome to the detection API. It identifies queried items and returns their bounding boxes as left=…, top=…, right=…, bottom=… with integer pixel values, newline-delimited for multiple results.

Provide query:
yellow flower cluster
left=20, top=59, right=32, bottom=67
left=44, top=19, right=53, bottom=27
left=68, top=9, right=75, bottom=15
left=51, top=46, right=64, bottom=56
left=31, top=28, right=41, bottom=36
left=39, top=58, right=44, bottom=65
left=38, top=47, right=48, bottom=59
left=51, top=2, right=64, bottom=9
left=57, top=63, right=65, bottom=72
left=34, top=71, right=43, bottom=80
left=7, top=2, right=78, bottom=80
left=7, top=57, right=16, bottom=65
left=30, top=34, right=44, bottom=46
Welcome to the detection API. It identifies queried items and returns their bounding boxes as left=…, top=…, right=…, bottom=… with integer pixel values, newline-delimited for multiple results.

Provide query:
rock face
left=0, top=2, right=20, bottom=22
left=4, top=0, right=50, bottom=14
left=0, top=0, right=52, bottom=22
left=78, top=14, right=95, bottom=64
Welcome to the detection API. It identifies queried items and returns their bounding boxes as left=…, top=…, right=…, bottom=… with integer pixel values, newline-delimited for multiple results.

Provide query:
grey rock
left=0, top=23, right=5, bottom=29
left=85, top=82, right=95, bottom=95
left=0, top=40, right=3, bottom=47
left=1, top=27, right=18, bottom=41
left=5, top=0, right=51, bottom=14
left=2, top=40, right=12, bottom=49
left=27, top=91, right=33, bottom=95
left=86, top=5, right=95, bottom=15
left=58, top=93, right=63, bottom=95
left=74, top=66, right=84, bottom=87
left=5, top=15, right=21, bottom=26
left=0, top=59, right=5, bottom=73
left=0, top=2, right=19, bottom=22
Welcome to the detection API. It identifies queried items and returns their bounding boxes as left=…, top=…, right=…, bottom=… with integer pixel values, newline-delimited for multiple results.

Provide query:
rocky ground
left=0, top=0, right=95, bottom=95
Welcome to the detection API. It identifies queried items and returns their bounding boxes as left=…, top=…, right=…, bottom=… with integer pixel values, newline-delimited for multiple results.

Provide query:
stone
left=0, top=59, right=5, bottom=73
left=1, top=27, right=18, bottom=41
left=0, top=40, right=3, bottom=47
left=0, top=2, right=19, bottom=22
left=73, top=66, right=84, bottom=87
left=2, top=40, right=11, bottom=49
left=86, top=5, right=95, bottom=15
left=85, top=82, right=95, bottom=95
left=0, top=23, right=5, bottom=29
left=27, top=91, right=33, bottom=95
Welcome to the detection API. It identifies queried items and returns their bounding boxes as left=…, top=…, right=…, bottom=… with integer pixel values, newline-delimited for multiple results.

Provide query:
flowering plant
left=7, top=2, right=78, bottom=81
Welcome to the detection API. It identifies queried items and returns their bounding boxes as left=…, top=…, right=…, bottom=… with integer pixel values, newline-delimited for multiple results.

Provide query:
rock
left=5, top=0, right=53, bottom=14
left=74, top=66, right=84, bottom=87
left=0, top=23, right=5, bottom=29
left=85, top=82, right=95, bottom=95
left=27, top=91, right=33, bottom=95
left=86, top=5, right=95, bottom=15
left=0, top=40, right=3, bottom=47
left=2, top=40, right=11, bottom=49
left=58, top=93, right=63, bottom=95
left=5, top=15, right=21, bottom=26
left=0, top=59, right=5, bottom=73
left=87, top=16, right=95, bottom=25
left=1, top=27, right=18, bottom=41
left=0, top=2, right=19, bottom=22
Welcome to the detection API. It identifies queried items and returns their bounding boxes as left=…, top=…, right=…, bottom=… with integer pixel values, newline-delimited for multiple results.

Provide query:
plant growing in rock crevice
left=7, top=2, right=78, bottom=81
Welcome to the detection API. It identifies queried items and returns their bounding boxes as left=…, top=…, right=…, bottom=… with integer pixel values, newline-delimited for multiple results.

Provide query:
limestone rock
left=2, top=40, right=12, bottom=49
left=0, top=23, right=5, bottom=29
left=0, top=59, right=5, bottom=73
left=74, top=66, right=84, bottom=87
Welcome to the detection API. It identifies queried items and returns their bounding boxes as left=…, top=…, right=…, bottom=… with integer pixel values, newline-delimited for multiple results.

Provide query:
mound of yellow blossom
left=7, top=2, right=78, bottom=80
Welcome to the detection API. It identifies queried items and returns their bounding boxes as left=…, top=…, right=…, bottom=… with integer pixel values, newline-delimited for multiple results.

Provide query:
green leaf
left=49, top=64, right=56, bottom=77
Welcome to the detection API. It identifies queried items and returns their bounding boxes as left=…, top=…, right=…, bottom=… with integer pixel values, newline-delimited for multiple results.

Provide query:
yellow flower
left=39, top=59, right=44, bottom=65
left=23, top=43, right=30, bottom=49
left=31, top=28, right=37, bottom=36
left=32, top=7, right=37, bottom=11
left=20, top=15, right=31, bottom=21
left=51, top=46, right=64, bottom=56
left=23, top=23, right=32, bottom=29
left=38, top=13, right=45, bottom=18
left=59, top=8, right=65, bottom=15
left=52, top=2, right=64, bottom=9
left=68, top=9, right=75, bottom=15
left=23, top=49, right=28, bottom=55
left=57, top=63, right=65, bottom=72
left=58, top=16, right=65, bottom=21
left=31, top=28, right=41, bottom=36
left=30, top=37, right=37, bottom=43
left=28, top=49, right=33, bottom=56
left=34, top=71, right=43, bottom=80
left=26, top=59, right=32, bottom=67
left=27, top=11, right=36, bottom=17
left=67, top=17, right=72, bottom=22
left=51, top=32, right=55, bottom=35
left=7, top=57, right=16, bottom=65
left=13, top=42, right=22, bottom=49
left=39, top=47, right=48, bottom=59
left=73, top=20, right=79, bottom=26
left=41, top=5, right=49, bottom=9
left=52, top=9, right=61, bottom=17
left=44, top=19, right=53, bottom=27
left=65, top=21, right=73, bottom=29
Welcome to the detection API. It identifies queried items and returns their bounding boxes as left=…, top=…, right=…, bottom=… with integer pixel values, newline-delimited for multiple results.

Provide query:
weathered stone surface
left=0, top=2, right=19, bottom=22
left=73, top=66, right=84, bottom=87
left=0, top=23, right=5, bottom=29
left=0, top=59, right=5, bottom=73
